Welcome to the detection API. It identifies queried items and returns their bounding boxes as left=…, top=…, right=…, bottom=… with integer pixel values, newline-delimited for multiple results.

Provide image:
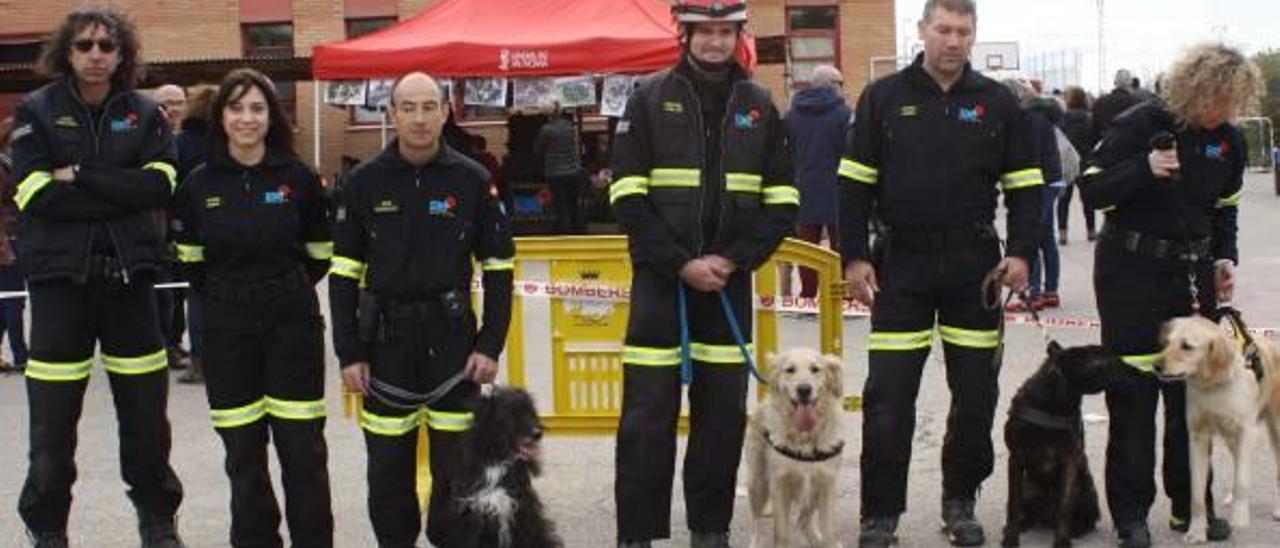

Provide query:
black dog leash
left=366, top=369, right=471, bottom=411
left=1220, top=306, right=1266, bottom=382
left=982, top=265, right=1052, bottom=347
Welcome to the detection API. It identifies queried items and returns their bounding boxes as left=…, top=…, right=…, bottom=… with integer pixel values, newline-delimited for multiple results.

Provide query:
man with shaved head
left=329, top=71, right=515, bottom=547
left=153, top=84, right=186, bottom=131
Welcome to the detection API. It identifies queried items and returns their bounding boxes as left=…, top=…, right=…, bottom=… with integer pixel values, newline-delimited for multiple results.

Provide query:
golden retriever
left=1157, top=316, right=1280, bottom=543
left=745, top=348, right=845, bottom=548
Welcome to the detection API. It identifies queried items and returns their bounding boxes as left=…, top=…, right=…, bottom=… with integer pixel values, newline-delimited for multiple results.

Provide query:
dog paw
left=1000, top=535, right=1020, bottom=547
left=1184, top=528, right=1208, bottom=544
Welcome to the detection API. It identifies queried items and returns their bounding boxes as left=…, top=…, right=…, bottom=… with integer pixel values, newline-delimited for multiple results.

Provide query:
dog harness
left=1221, top=307, right=1266, bottom=382
left=762, top=430, right=844, bottom=462
left=1009, top=403, right=1081, bottom=432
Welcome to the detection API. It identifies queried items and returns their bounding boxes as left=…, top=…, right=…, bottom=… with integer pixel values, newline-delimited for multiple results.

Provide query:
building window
left=242, top=23, right=296, bottom=121
left=786, top=3, right=840, bottom=88
left=346, top=17, right=396, bottom=39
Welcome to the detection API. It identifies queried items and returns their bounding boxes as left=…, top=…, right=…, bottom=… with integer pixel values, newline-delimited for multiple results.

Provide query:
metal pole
left=313, top=80, right=322, bottom=169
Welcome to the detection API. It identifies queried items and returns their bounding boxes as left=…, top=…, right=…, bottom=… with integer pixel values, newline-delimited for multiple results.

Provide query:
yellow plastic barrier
left=342, top=236, right=851, bottom=503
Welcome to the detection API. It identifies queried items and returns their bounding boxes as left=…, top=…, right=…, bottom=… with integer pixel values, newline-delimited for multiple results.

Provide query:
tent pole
left=313, top=80, right=322, bottom=169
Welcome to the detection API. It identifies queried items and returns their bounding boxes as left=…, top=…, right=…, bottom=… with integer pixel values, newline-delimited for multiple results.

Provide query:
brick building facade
left=1, top=0, right=894, bottom=180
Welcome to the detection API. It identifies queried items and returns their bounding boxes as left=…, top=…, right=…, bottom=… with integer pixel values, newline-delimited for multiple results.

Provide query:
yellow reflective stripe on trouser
left=838, top=158, right=879, bottom=185
left=360, top=408, right=423, bottom=436
left=305, top=241, right=334, bottom=260
left=330, top=256, right=366, bottom=281
left=1216, top=191, right=1242, bottom=208
left=690, top=342, right=752, bottom=365
left=15, top=170, right=53, bottom=211
left=938, top=325, right=1000, bottom=349
left=1083, top=166, right=1103, bottom=177
left=175, top=243, right=204, bottom=263
left=610, top=176, right=650, bottom=203
left=482, top=257, right=515, bottom=271
left=24, top=358, right=94, bottom=382
left=868, top=330, right=933, bottom=351
left=1000, top=168, right=1046, bottom=190
left=210, top=398, right=268, bottom=428
left=143, top=161, right=178, bottom=190
left=763, top=185, right=800, bottom=206
left=725, top=172, right=762, bottom=193
left=622, top=345, right=681, bottom=367
left=1121, top=353, right=1160, bottom=373
left=425, top=408, right=473, bottom=432
left=264, top=396, right=326, bottom=420
left=102, top=349, right=168, bottom=375
left=649, top=168, right=701, bottom=188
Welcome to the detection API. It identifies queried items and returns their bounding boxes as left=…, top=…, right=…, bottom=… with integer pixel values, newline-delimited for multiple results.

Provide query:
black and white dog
left=440, top=387, right=562, bottom=548
left=1002, top=342, right=1129, bottom=548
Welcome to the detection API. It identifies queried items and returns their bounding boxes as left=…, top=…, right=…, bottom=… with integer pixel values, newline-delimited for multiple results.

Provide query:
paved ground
left=2, top=173, right=1279, bottom=547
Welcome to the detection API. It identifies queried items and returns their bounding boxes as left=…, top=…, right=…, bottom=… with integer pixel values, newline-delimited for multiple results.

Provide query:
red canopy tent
left=311, top=0, right=754, bottom=79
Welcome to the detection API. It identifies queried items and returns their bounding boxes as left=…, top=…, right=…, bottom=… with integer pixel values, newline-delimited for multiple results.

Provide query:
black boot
left=1169, top=515, right=1232, bottom=541
left=29, top=531, right=69, bottom=548
left=941, top=498, right=986, bottom=546
left=176, top=358, right=203, bottom=384
left=689, top=531, right=731, bottom=548
left=859, top=516, right=899, bottom=548
left=1116, top=522, right=1151, bottom=548
left=139, top=516, right=186, bottom=548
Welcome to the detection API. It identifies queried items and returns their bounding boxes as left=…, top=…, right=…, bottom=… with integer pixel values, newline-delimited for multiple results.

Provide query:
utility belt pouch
left=438, top=289, right=466, bottom=328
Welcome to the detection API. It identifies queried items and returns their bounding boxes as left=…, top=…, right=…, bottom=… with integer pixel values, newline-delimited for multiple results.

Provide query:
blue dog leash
left=676, top=282, right=768, bottom=385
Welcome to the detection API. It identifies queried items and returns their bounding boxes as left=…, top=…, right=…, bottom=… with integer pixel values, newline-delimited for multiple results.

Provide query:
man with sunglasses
left=9, top=7, right=184, bottom=547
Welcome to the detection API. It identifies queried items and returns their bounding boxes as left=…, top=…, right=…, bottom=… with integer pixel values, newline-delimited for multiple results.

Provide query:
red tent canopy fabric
left=311, top=0, right=754, bottom=80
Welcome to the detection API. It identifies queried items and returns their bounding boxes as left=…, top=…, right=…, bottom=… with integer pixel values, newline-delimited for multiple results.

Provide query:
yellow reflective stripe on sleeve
left=175, top=243, right=204, bottom=263
left=1082, top=166, right=1103, bottom=177
left=1215, top=191, right=1241, bottom=208
left=481, top=257, right=515, bottom=271
left=1121, top=353, right=1159, bottom=373
left=938, top=325, right=1000, bottom=349
left=649, top=168, right=701, bottom=187
left=690, top=342, right=753, bottom=365
left=210, top=398, right=268, bottom=428
left=1098, top=205, right=1116, bottom=213
left=609, top=176, right=650, bottom=204
left=102, top=349, right=168, bottom=375
left=143, top=161, right=179, bottom=190
left=24, top=358, right=94, bottom=382
left=1000, top=168, right=1046, bottom=190
left=725, top=172, right=763, bottom=193
left=622, top=345, right=682, bottom=367
left=306, top=241, right=334, bottom=260
left=359, top=408, right=423, bottom=436
left=868, top=329, right=933, bottom=351
left=329, top=256, right=367, bottom=281
left=264, top=397, right=326, bottom=420
left=838, top=158, right=879, bottom=185
left=763, top=185, right=800, bottom=206
left=425, top=408, right=474, bottom=432
left=15, top=170, right=53, bottom=211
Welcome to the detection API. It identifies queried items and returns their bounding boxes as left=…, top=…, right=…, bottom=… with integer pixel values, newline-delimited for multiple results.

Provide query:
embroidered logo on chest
left=957, top=104, right=986, bottom=123
left=429, top=195, right=458, bottom=217
left=54, top=116, right=79, bottom=128
left=374, top=199, right=400, bottom=214
left=1203, top=140, right=1229, bottom=160
left=899, top=105, right=919, bottom=117
left=204, top=196, right=222, bottom=209
left=733, top=108, right=761, bottom=130
left=110, top=112, right=139, bottom=133
left=262, top=184, right=293, bottom=205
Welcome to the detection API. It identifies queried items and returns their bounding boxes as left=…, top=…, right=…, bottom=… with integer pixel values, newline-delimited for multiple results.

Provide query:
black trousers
left=1057, top=183, right=1096, bottom=234
left=359, top=309, right=479, bottom=548
left=19, top=275, right=183, bottom=535
left=615, top=268, right=751, bottom=542
left=859, top=235, right=1003, bottom=519
left=1094, top=234, right=1217, bottom=528
left=549, top=173, right=586, bottom=235
left=201, top=285, right=332, bottom=548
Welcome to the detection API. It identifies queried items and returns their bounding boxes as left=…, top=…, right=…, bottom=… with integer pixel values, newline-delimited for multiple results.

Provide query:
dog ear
left=1047, top=340, right=1063, bottom=358
left=1204, top=333, right=1235, bottom=382
left=822, top=354, right=844, bottom=398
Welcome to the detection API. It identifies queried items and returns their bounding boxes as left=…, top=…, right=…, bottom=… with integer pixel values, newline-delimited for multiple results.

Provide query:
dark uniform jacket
left=10, top=79, right=176, bottom=282
left=838, top=54, right=1044, bottom=264
left=608, top=61, right=798, bottom=278
left=170, top=147, right=332, bottom=287
left=1078, top=101, right=1243, bottom=263
left=329, top=142, right=515, bottom=366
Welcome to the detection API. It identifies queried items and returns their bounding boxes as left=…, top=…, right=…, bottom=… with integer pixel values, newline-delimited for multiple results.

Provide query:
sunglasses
left=72, top=38, right=118, bottom=54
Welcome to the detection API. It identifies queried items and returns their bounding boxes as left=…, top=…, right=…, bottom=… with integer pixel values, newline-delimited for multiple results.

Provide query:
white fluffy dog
left=745, top=348, right=845, bottom=548
left=1157, top=316, right=1280, bottom=543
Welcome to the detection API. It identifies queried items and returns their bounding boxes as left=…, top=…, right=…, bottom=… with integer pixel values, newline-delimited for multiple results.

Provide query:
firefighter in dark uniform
left=610, top=2, right=797, bottom=546
left=839, top=1, right=1042, bottom=546
left=171, top=69, right=333, bottom=548
left=10, top=8, right=185, bottom=547
left=329, top=72, right=514, bottom=548
left=1079, top=43, right=1262, bottom=548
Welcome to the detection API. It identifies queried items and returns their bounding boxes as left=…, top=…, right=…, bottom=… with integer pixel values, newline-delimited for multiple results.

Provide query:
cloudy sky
left=893, top=0, right=1280, bottom=92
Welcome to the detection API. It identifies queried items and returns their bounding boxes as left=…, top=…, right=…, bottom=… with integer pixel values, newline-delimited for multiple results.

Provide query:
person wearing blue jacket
left=786, top=65, right=851, bottom=298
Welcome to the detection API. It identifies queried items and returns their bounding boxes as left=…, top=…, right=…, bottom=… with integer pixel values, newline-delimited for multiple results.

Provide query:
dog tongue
left=794, top=403, right=817, bottom=432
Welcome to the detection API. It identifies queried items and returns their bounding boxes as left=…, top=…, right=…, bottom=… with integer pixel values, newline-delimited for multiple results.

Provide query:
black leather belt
left=204, top=268, right=308, bottom=305
left=1100, top=224, right=1210, bottom=261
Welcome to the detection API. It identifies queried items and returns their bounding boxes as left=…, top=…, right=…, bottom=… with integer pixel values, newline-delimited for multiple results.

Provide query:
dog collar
left=1010, top=403, right=1080, bottom=431
left=763, top=431, right=844, bottom=463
